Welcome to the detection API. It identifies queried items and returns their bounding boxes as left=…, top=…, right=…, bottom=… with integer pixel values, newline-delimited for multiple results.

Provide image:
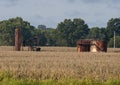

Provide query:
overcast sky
left=0, top=0, right=120, bottom=28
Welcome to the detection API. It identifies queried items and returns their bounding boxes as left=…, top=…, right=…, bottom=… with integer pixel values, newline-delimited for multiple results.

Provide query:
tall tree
left=56, top=18, right=89, bottom=46
left=0, top=17, right=35, bottom=46
left=43, top=28, right=57, bottom=46
left=108, top=36, right=120, bottom=48
left=34, top=29, right=47, bottom=46
left=107, top=18, right=120, bottom=38
left=38, top=25, right=46, bottom=30
left=87, top=27, right=107, bottom=41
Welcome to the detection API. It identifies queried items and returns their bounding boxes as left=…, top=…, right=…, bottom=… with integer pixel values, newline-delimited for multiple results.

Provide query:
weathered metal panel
left=77, top=40, right=91, bottom=52
left=77, top=40, right=107, bottom=52
left=90, top=40, right=107, bottom=52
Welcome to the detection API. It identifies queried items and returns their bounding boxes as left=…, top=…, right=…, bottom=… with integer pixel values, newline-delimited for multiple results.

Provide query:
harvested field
left=0, top=46, right=120, bottom=81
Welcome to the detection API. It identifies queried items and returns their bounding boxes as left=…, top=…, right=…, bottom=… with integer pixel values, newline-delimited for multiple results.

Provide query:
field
left=0, top=46, right=120, bottom=85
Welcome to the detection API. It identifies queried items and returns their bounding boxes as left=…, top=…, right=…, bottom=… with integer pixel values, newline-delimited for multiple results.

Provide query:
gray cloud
left=67, top=0, right=76, bottom=3
left=81, top=0, right=120, bottom=4
left=0, top=0, right=20, bottom=7
left=81, top=0, right=107, bottom=3
left=0, top=0, right=120, bottom=28
left=30, top=15, right=59, bottom=28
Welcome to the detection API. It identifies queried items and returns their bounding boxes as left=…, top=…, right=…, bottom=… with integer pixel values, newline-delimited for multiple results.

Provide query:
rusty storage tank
left=77, top=39, right=91, bottom=52
left=90, top=40, right=107, bottom=52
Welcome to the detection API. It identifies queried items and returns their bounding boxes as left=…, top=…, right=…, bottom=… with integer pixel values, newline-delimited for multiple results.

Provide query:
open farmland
left=0, top=46, right=120, bottom=84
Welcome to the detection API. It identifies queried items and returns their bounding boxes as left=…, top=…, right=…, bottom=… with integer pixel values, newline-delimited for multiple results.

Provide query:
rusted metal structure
left=90, top=40, right=107, bottom=52
left=77, top=39, right=91, bottom=52
left=15, top=28, right=21, bottom=51
left=14, top=28, right=40, bottom=51
left=77, top=39, right=107, bottom=52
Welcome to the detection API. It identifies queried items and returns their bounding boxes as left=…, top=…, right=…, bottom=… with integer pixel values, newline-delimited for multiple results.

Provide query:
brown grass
left=0, top=46, right=120, bottom=81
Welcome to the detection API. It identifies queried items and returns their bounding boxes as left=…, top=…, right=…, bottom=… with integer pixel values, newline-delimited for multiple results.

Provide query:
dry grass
left=0, top=46, right=120, bottom=81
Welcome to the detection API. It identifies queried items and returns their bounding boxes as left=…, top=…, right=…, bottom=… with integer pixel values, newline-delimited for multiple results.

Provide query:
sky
left=0, top=0, right=120, bottom=28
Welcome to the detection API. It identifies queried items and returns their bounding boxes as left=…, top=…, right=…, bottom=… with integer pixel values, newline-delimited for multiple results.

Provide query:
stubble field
left=0, top=46, right=120, bottom=84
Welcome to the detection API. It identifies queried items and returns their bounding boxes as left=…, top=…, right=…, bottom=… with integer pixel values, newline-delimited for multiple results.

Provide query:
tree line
left=0, top=17, right=120, bottom=47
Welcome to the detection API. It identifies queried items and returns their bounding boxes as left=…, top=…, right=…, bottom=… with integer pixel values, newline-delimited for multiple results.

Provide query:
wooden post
left=15, top=28, right=21, bottom=51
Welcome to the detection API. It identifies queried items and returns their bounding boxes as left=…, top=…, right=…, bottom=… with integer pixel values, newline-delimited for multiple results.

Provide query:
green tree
left=87, top=27, right=107, bottom=41
left=34, top=29, right=47, bottom=46
left=0, top=17, right=35, bottom=46
left=56, top=18, right=89, bottom=46
left=38, top=25, right=46, bottom=30
left=43, top=28, right=57, bottom=46
left=107, top=18, right=120, bottom=38
left=108, top=36, right=120, bottom=48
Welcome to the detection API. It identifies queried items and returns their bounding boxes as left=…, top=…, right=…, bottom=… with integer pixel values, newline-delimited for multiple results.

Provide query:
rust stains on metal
left=90, top=40, right=107, bottom=52
left=77, top=39, right=107, bottom=52
left=77, top=39, right=91, bottom=52
left=15, top=28, right=21, bottom=51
